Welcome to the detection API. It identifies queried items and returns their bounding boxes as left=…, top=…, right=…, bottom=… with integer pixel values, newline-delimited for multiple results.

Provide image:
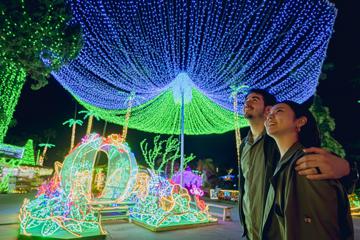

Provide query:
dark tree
left=310, top=95, right=346, bottom=157
left=0, top=0, right=82, bottom=142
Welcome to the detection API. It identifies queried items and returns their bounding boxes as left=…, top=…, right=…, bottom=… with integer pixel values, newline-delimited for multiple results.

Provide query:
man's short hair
left=245, top=88, right=277, bottom=107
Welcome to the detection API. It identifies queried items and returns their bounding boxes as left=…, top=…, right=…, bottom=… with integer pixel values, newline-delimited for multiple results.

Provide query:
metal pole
left=180, top=88, right=185, bottom=186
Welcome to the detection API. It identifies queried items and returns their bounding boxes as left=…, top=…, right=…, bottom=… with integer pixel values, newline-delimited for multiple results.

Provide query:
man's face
left=243, top=93, right=267, bottom=120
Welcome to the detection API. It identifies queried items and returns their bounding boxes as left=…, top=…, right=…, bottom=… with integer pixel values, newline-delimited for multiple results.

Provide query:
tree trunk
left=102, top=121, right=108, bottom=137
left=122, top=102, right=132, bottom=142
left=38, top=146, right=48, bottom=166
left=70, top=124, right=76, bottom=151
left=86, top=115, right=93, bottom=135
left=233, top=94, right=242, bottom=176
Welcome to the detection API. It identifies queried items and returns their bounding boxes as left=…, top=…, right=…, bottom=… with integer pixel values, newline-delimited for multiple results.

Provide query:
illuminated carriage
left=19, top=134, right=138, bottom=239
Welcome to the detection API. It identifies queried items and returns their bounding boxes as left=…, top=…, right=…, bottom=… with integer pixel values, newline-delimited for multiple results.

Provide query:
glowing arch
left=60, top=133, right=138, bottom=204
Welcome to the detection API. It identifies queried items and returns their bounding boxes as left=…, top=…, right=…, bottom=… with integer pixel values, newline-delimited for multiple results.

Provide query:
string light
left=53, top=0, right=336, bottom=134
left=0, top=62, right=26, bottom=142
left=0, top=0, right=81, bottom=142
left=77, top=89, right=248, bottom=135
left=0, top=175, right=10, bottom=193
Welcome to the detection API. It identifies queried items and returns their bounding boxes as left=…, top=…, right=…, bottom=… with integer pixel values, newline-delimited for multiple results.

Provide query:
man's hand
left=295, top=147, right=350, bottom=180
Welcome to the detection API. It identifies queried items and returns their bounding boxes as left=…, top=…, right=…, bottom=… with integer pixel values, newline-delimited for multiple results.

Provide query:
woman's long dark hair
left=281, top=101, right=321, bottom=148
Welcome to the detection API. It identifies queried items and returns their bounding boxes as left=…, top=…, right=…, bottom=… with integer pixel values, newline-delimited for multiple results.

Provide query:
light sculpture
left=60, top=133, right=138, bottom=204
left=19, top=133, right=138, bottom=238
left=171, top=167, right=203, bottom=195
left=19, top=162, right=106, bottom=239
left=130, top=171, right=216, bottom=231
left=22, top=139, right=36, bottom=166
left=349, top=192, right=360, bottom=216
left=53, top=0, right=336, bottom=135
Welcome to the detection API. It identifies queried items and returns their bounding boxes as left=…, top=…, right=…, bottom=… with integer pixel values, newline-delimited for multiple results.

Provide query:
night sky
left=4, top=0, right=360, bottom=172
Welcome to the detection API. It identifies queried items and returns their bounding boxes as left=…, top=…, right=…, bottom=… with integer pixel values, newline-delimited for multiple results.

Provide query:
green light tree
left=62, top=119, right=83, bottom=151
left=21, top=139, right=36, bottom=166
left=0, top=64, right=26, bottom=143
left=0, top=0, right=82, bottom=142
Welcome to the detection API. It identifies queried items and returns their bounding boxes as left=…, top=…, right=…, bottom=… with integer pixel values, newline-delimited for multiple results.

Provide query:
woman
left=262, top=101, right=353, bottom=240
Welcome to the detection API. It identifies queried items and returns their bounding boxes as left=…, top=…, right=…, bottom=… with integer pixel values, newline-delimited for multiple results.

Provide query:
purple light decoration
left=172, top=167, right=203, bottom=195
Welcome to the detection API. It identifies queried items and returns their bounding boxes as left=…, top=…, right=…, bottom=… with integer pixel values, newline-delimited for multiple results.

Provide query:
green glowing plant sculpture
left=140, top=135, right=195, bottom=177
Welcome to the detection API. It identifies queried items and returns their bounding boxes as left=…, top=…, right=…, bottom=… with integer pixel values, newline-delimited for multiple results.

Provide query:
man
left=238, top=89, right=356, bottom=240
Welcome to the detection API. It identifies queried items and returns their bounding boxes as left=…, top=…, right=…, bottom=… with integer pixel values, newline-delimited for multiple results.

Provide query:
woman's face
left=265, top=103, right=305, bottom=137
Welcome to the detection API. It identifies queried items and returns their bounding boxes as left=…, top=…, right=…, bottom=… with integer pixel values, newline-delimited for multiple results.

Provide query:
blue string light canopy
left=53, top=0, right=336, bottom=135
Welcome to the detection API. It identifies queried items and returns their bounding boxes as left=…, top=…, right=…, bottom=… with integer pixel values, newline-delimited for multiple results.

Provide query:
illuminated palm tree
left=79, top=110, right=100, bottom=135
left=37, top=143, right=55, bottom=166
left=63, top=119, right=83, bottom=151
left=230, top=84, right=249, bottom=174
left=122, top=92, right=136, bottom=142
